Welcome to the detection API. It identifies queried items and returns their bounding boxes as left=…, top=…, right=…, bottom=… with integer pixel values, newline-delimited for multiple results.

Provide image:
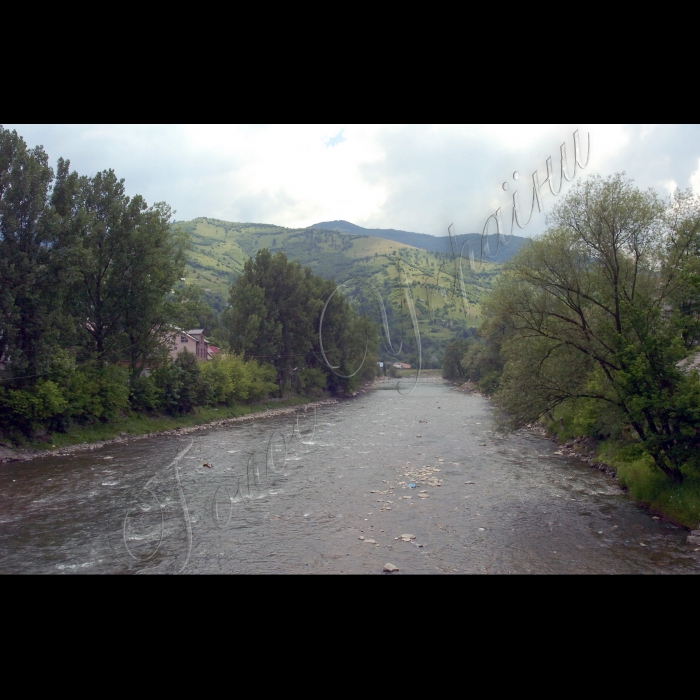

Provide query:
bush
left=152, top=351, right=206, bottom=415
left=65, top=364, right=130, bottom=423
left=129, top=375, right=164, bottom=413
left=296, top=367, right=327, bottom=396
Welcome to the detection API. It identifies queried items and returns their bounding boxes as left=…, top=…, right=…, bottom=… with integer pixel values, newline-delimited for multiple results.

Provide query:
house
left=168, top=328, right=215, bottom=362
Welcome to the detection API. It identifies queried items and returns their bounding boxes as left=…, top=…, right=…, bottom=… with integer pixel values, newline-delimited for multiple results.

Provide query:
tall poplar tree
left=0, top=127, right=77, bottom=386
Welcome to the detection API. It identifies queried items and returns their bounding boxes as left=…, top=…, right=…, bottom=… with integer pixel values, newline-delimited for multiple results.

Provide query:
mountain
left=173, top=217, right=506, bottom=364
left=311, top=220, right=529, bottom=264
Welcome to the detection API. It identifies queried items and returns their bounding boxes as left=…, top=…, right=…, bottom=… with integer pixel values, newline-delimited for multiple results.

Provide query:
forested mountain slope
left=174, top=217, right=505, bottom=364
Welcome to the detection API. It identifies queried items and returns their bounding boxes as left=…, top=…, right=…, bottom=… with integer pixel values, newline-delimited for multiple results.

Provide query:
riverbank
left=0, top=395, right=344, bottom=464
left=451, top=379, right=700, bottom=532
left=540, top=421, right=700, bottom=532
left=0, top=374, right=384, bottom=465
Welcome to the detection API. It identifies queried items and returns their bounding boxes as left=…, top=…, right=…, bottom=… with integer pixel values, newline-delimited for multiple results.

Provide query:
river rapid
left=1, top=379, right=698, bottom=574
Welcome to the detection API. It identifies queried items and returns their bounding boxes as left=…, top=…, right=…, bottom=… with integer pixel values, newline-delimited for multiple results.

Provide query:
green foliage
left=442, top=339, right=472, bottom=380
left=226, top=249, right=379, bottom=396
left=485, top=173, right=700, bottom=483
left=0, top=360, right=130, bottom=440
left=151, top=350, right=208, bottom=415
left=170, top=284, right=221, bottom=337
left=0, top=127, right=78, bottom=385
left=598, top=440, right=700, bottom=528
left=296, top=367, right=327, bottom=396
left=64, top=363, right=131, bottom=423
left=199, top=354, right=278, bottom=405
left=67, top=169, right=187, bottom=372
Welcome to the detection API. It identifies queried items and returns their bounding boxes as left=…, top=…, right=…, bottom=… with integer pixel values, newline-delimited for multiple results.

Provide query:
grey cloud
left=357, top=125, right=700, bottom=238
left=4, top=124, right=243, bottom=220
left=7, top=125, right=700, bottom=238
left=357, top=125, right=583, bottom=238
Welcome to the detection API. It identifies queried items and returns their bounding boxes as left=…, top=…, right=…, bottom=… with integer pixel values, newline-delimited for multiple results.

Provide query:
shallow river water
left=1, top=380, right=699, bottom=574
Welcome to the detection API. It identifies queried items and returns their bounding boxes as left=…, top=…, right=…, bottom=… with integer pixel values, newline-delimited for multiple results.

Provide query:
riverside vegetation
left=443, top=173, right=700, bottom=527
left=0, top=127, right=377, bottom=449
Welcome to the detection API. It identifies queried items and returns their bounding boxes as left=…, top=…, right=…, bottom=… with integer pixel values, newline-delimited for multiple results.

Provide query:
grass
left=542, top=406, right=700, bottom=528
left=598, top=440, right=700, bottom=528
left=31, top=396, right=318, bottom=451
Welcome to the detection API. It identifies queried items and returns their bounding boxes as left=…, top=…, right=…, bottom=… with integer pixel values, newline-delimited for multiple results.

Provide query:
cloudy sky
left=6, top=124, right=700, bottom=238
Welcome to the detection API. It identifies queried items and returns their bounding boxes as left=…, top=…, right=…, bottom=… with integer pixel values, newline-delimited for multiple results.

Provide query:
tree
left=67, top=169, right=187, bottom=374
left=486, top=174, right=700, bottom=483
left=442, top=339, right=471, bottom=380
left=226, top=249, right=378, bottom=394
left=170, top=284, right=221, bottom=338
left=0, top=127, right=79, bottom=386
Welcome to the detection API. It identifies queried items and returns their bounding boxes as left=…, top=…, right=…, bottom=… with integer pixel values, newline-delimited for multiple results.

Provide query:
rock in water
left=383, top=563, right=399, bottom=572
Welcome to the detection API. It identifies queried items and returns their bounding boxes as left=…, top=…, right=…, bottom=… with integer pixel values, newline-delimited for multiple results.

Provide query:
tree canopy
left=485, top=173, right=700, bottom=483
left=226, top=249, right=378, bottom=394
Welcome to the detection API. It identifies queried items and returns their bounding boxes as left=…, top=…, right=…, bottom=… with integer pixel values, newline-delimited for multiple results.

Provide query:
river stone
left=401, top=534, right=416, bottom=540
left=688, top=535, right=700, bottom=545
left=365, top=539, right=377, bottom=544
left=0, top=446, right=17, bottom=461
left=383, top=563, right=399, bottom=572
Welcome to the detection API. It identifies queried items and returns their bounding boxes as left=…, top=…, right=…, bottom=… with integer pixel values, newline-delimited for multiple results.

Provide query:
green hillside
left=174, top=217, right=503, bottom=364
left=312, top=219, right=529, bottom=263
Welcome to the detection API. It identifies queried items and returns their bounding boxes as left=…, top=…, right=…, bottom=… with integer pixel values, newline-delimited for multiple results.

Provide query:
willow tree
left=486, top=174, right=700, bottom=483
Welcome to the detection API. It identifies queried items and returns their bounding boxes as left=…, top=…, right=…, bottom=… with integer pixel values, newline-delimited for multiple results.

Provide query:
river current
left=1, top=379, right=698, bottom=574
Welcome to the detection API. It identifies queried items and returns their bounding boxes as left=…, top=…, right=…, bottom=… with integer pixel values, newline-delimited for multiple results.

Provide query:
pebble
left=465, top=481, right=475, bottom=484
left=365, top=539, right=377, bottom=544
left=383, top=563, right=399, bottom=572
left=359, top=536, right=365, bottom=540
left=401, top=534, right=416, bottom=540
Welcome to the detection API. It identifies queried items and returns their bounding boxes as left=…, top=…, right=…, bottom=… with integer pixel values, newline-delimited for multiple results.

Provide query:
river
left=1, top=379, right=698, bottom=574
